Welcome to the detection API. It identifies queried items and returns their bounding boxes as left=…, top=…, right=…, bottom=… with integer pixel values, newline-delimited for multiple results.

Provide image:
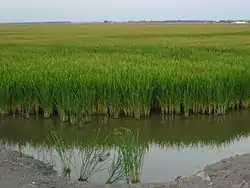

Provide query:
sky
left=0, top=0, right=249, bottom=23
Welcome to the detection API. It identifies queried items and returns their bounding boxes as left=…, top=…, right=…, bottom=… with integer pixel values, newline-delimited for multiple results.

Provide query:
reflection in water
left=36, top=146, right=55, bottom=166
left=1, top=110, right=250, bottom=182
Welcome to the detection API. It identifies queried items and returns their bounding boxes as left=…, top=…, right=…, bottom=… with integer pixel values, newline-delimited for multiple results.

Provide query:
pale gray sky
left=0, top=0, right=249, bottom=23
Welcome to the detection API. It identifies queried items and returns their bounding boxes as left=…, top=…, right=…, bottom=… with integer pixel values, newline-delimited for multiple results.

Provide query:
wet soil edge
left=1, top=147, right=250, bottom=188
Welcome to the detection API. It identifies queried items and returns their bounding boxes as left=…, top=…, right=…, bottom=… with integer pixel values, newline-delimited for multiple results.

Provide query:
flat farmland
left=0, top=24, right=250, bottom=45
left=0, top=24, right=250, bottom=122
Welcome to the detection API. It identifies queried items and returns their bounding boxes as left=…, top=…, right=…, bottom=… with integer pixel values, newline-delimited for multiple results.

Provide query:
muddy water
left=1, top=110, right=250, bottom=183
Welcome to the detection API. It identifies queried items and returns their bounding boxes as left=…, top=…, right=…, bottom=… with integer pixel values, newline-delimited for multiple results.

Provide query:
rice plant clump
left=77, top=128, right=112, bottom=182
left=106, top=152, right=125, bottom=184
left=48, top=128, right=73, bottom=180
left=113, top=128, right=147, bottom=183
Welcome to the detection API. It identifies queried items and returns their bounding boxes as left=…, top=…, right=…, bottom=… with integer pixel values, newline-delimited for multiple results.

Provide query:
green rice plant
left=77, top=75, right=97, bottom=123
left=119, top=67, right=153, bottom=119
left=0, top=56, right=10, bottom=116
left=106, top=151, right=126, bottom=184
left=107, top=71, right=122, bottom=118
left=0, top=73, right=10, bottom=116
left=48, top=127, right=73, bottom=180
left=1, top=24, right=250, bottom=121
left=135, top=69, right=154, bottom=118
left=113, top=128, right=147, bottom=184
left=33, top=72, right=55, bottom=118
left=95, top=75, right=109, bottom=116
left=77, top=128, right=112, bottom=182
left=53, top=77, right=71, bottom=123
left=13, top=79, right=35, bottom=118
left=156, top=67, right=182, bottom=115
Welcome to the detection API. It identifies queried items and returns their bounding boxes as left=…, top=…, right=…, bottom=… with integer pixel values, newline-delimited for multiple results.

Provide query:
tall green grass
left=48, top=126, right=146, bottom=184
left=113, top=128, right=147, bottom=183
left=106, top=152, right=125, bottom=184
left=77, top=129, right=111, bottom=182
left=1, top=24, right=250, bottom=122
left=48, top=128, right=73, bottom=180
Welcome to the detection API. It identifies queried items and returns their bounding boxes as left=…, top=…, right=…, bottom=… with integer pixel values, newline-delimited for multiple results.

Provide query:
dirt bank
left=0, top=147, right=250, bottom=188
left=0, top=148, right=78, bottom=188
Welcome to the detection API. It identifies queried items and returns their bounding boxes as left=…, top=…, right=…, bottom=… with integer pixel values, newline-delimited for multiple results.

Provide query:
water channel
left=0, top=110, right=250, bottom=183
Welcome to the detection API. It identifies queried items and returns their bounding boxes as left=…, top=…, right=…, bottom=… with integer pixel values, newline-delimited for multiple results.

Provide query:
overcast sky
left=0, top=0, right=249, bottom=23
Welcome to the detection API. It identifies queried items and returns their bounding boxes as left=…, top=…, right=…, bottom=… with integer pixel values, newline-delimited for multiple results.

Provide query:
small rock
left=195, top=171, right=211, bottom=183
left=175, top=176, right=182, bottom=181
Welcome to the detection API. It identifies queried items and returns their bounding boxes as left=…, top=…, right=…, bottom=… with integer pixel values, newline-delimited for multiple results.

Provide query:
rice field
left=0, top=24, right=250, bottom=122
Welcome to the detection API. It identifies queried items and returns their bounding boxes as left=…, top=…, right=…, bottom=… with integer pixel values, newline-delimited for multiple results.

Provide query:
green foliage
left=48, top=126, right=146, bottom=184
left=106, top=152, right=125, bottom=184
left=48, top=127, right=73, bottom=179
left=113, top=128, right=147, bottom=183
left=77, top=128, right=111, bottom=182
left=1, top=24, right=250, bottom=121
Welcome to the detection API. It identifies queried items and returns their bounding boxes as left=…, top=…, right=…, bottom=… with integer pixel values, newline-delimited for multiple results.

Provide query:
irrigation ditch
left=1, top=110, right=250, bottom=187
left=1, top=127, right=147, bottom=184
left=1, top=110, right=250, bottom=184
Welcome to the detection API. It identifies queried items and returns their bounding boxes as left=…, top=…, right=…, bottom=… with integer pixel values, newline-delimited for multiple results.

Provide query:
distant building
left=234, top=21, right=247, bottom=24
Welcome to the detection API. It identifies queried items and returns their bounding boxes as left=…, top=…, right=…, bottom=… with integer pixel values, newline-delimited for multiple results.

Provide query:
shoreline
left=1, top=148, right=250, bottom=187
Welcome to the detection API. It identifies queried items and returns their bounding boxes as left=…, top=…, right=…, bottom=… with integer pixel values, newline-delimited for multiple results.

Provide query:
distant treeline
left=104, top=20, right=250, bottom=24
left=0, top=21, right=72, bottom=25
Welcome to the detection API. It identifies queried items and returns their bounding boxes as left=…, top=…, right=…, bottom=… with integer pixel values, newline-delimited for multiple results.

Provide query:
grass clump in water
left=113, top=128, right=147, bottom=183
left=106, top=152, right=125, bottom=184
left=47, top=125, right=146, bottom=184
left=48, top=127, right=73, bottom=180
left=77, top=128, right=111, bottom=182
